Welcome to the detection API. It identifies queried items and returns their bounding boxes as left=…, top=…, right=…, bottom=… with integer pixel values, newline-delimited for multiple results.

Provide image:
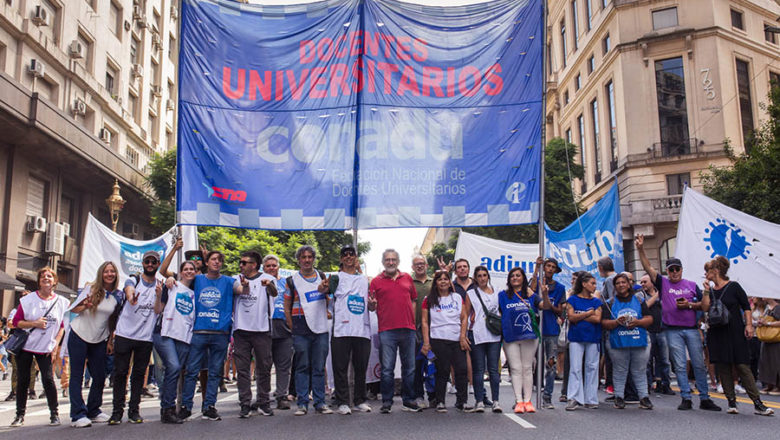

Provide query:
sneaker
left=276, top=398, right=291, bottom=410
left=315, top=405, right=333, bottom=414
left=605, top=395, right=615, bottom=402
left=177, top=407, right=192, bottom=421
left=565, top=400, right=580, bottom=411
left=62, top=389, right=68, bottom=398
left=436, top=402, right=447, bottom=413
left=614, top=397, right=626, bottom=409
left=523, top=401, right=535, bottom=413
left=639, top=397, right=653, bottom=410
left=727, top=400, right=738, bottom=414
left=492, top=401, right=503, bottom=413
left=625, top=395, right=640, bottom=404
left=71, top=417, right=92, bottom=428
left=353, top=403, right=372, bottom=412
left=28, top=390, right=36, bottom=399
left=90, top=412, right=111, bottom=423
left=4, top=391, right=16, bottom=401
left=337, top=404, right=352, bottom=415
left=379, top=404, right=392, bottom=414
left=513, top=402, right=525, bottom=414
left=474, top=401, right=485, bottom=413
left=454, top=403, right=466, bottom=412
left=700, top=399, right=722, bottom=411
left=659, top=385, right=676, bottom=396
left=256, top=404, right=274, bottom=416
left=294, top=406, right=308, bottom=416
left=584, top=403, right=599, bottom=409
left=735, top=384, right=746, bottom=394
left=161, top=407, right=183, bottom=424
left=754, top=402, right=775, bottom=416
left=542, top=397, right=554, bottom=409
left=39, top=391, right=46, bottom=399
left=127, top=411, right=143, bottom=424
left=415, top=398, right=428, bottom=409
left=239, top=405, right=252, bottom=418
left=108, top=413, right=122, bottom=425
left=716, top=383, right=724, bottom=393
left=219, top=384, right=228, bottom=393
left=141, top=388, right=155, bottom=398
left=49, top=414, right=60, bottom=426
left=10, top=415, right=23, bottom=427
left=559, top=394, right=568, bottom=403
left=468, top=384, right=474, bottom=395
left=605, top=385, right=614, bottom=394
left=202, top=406, right=221, bottom=421
left=402, top=401, right=421, bottom=412
left=447, top=383, right=457, bottom=394
left=678, top=399, right=693, bottom=410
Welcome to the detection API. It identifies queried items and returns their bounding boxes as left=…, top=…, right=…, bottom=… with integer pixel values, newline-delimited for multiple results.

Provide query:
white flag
left=675, top=187, right=780, bottom=299
left=454, top=231, right=538, bottom=289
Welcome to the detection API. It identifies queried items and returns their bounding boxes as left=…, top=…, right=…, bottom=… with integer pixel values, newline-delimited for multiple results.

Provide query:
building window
left=149, top=112, right=159, bottom=146
left=560, top=19, right=567, bottom=68
left=655, top=57, right=690, bottom=157
left=578, top=113, right=587, bottom=172
left=587, top=55, right=595, bottom=74
left=766, top=24, right=777, bottom=44
left=731, top=9, right=744, bottom=30
left=563, top=90, right=570, bottom=105
left=591, top=98, right=602, bottom=181
left=105, top=62, right=119, bottom=96
left=571, top=1, right=579, bottom=50
left=652, top=7, right=678, bottom=30
left=566, top=128, right=572, bottom=144
left=26, top=176, right=46, bottom=218
left=130, top=36, right=141, bottom=65
left=586, top=0, right=592, bottom=31
left=606, top=80, right=617, bottom=171
left=128, top=92, right=139, bottom=124
left=602, top=33, right=611, bottom=54
left=666, top=173, right=690, bottom=195
left=770, top=71, right=780, bottom=88
left=736, top=59, right=755, bottom=153
left=575, top=73, right=581, bottom=91
left=126, top=146, right=139, bottom=167
left=659, top=237, right=677, bottom=273
left=110, top=1, right=122, bottom=39
left=601, top=0, right=607, bottom=9
left=76, top=31, right=93, bottom=73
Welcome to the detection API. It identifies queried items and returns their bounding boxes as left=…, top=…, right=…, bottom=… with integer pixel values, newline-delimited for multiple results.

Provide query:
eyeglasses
left=239, top=260, right=254, bottom=266
left=667, top=266, right=681, bottom=273
left=189, top=256, right=202, bottom=261
left=341, top=250, right=356, bottom=257
left=143, top=258, right=158, bottom=264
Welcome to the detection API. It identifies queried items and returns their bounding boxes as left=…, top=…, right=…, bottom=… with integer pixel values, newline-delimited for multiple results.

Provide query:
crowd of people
left=1, top=234, right=779, bottom=429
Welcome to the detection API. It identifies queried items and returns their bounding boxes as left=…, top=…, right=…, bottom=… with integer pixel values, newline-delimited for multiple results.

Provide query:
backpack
left=707, top=285, right=730, bottom=328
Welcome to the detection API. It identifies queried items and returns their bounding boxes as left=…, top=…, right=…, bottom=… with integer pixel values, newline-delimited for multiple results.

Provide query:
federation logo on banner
left=703, top=218, right=752, bottom=263
left=119, top=240, right=167, bottom=275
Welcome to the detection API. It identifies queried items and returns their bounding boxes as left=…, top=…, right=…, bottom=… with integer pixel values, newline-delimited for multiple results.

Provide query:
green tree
left=702, top=84, right=780, bottom=223
left=145, top=149, right=177, bottom=233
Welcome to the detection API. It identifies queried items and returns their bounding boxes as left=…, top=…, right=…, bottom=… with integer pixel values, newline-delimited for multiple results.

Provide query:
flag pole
left=536, top=0, right=548, bottom=408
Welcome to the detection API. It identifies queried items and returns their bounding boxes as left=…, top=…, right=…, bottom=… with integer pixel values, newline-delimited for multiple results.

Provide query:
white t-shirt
left=332, top=272, right=370, bottom=339
left=467, top=287, right=501, bottom=345
left=426, top=294, right=463, bottom=342
left=19, top=292, right=69, bottom=354
left=115, top=278, right=157, bottom=342
left=233, top=273, right=275, bottom=332
left=161, top=282, right=196, bottom=343
left=70, top=289, right=119, bottom=343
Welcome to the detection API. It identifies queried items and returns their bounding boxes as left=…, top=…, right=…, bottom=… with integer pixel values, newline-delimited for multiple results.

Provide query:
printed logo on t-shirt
left=136, top=301, right=154, bottom=318
left=239, top=293, right=258, bottom=308
left=175, top=292, right=194, bottom=315
left=347, top=294, right=365, bottom=315
left=514, top=312, right=533, bottom=333
left=304, top=289, right=326, bottom=302
left=198, top=308, right=220, bottom=323
left=199, top=286, right=222, bottom=308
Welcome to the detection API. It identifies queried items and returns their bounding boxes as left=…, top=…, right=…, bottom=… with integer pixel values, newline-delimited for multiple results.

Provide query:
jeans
left=378, top=328, right=416, bottom=405
left=233, top=330, right=272, bottom=407
left=468, top=333, right=501, bottom=403
left=542, top=336, right=559, bottom=399
left=15, top=350, right=58, bottom=416
left=647, top=331, right=672, bottom=387
left=152, top=333, right=190, bottom=410
left=608, top=341, right=651, bottom=399
left=182, top=332, right=230, bottom=411
left=430, top=339, right=468, bottom=406
left=414, top=340, right=430, bottom=402
left=331, top=336, right=371, bottom=406
left=272, top=335, right=293, bottom=399
left=568, top=342, right=599, bottom=405
left=151, top=346, right=164, bottom=387
left=67, top=331, right=108, bottom=421
left=293, top=332, right=329, bottom=409
left=665, top=328, right=710, bottom=401
left=111, top=336, right=153, bottom=415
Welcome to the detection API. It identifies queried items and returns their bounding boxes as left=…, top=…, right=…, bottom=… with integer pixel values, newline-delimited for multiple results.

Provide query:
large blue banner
left=545, top=184, right=624, bottom=289
left=177, top=0, right=543, bottom=230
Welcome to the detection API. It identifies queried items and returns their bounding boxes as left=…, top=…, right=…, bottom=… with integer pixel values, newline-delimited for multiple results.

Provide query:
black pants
left=331, top=336, right=370, bottom=406
left=430, top=339, right=467, bottom=406
left=16, top=351, right=58, bottom=416
left=112, top=336, right=153, bottom=415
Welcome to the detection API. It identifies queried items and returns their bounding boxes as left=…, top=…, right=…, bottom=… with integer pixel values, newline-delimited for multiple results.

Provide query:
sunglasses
left=189, top=255, right=202, bottom=261
left=667, top=266, right=682, bottom=273
left=239, top=260, right=255, bottom=266
left=341, top=250, right=356, bottom=257
left=143, top=258, right=159, bottom=264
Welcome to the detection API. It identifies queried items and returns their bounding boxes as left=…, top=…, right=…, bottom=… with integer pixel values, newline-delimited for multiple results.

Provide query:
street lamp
left=105, top=179, right=126, bottom=232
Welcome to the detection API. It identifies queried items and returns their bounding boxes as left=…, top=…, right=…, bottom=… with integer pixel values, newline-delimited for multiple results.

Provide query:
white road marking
left=217, top=392, right=238, bottom=404
left=503, top=413, right=536, bottom=429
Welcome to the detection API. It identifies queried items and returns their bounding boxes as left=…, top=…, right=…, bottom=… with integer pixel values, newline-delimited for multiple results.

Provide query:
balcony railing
left=650, top=138, right=700, bottom=158
left=653, top=195, right=683, bottom=210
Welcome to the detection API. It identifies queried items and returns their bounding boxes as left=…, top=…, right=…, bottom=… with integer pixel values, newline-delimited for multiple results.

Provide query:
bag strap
left=473, top=288, right=490, bottom=316
left=26, top=294, right=60, bottom=336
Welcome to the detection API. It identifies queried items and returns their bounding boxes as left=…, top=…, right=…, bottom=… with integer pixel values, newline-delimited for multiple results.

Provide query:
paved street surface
left=0, top=373, right=777, bottom=439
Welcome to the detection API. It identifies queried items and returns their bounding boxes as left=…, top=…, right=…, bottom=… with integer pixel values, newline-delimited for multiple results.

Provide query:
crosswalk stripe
left=503, top=413, right=536, bottom=429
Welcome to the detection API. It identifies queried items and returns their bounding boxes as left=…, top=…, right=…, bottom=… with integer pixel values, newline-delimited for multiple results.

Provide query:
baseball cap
left=665, top=257, right=682, bottom=269
left=184, top=250, right=203, bottom=261
left=543, top=257, right=562, bottom=273
left=142, top=250, right=160, bottom=262
left=340, top=244, right=357, bottom=256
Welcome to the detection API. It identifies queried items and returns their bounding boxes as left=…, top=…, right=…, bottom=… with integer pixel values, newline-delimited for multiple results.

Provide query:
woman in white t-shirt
left=9, top=267, right=69, bottom=428
left=464, top=266, right=502, bottom=413
left=153, top=260, right=197, bottom=424
left=67, top=261, right=123, bottom=428
left=421, top=271, right=470, bottom=413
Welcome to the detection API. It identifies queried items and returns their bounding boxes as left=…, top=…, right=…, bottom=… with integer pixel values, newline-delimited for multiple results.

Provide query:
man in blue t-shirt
left=530, top=257, right=566, bottom=409
left=179, top=251, right=236, bottom=422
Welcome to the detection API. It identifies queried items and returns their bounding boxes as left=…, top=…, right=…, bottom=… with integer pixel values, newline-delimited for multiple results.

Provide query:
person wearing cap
left=319, top=244, right=373, bottom=415
left=530, top=256, right=567, bottom=409
left=159, top=237, right=208, bottom=278
left=635, top=235, right=720, bottom=411
left=109, top=250, right=161, bottom=425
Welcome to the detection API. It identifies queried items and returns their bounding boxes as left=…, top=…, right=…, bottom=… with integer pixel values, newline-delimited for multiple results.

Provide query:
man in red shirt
left=368, top=249, right=421, bottom=414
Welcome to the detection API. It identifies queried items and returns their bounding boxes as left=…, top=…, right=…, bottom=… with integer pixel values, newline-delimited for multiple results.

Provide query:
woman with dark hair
left=565, top=273, right=602, bottom=411
left=464, top=266, right=502, bottom=413
left=704, top=256, right=773, bottom=416
left=421, top=271, right=469, bottom=412
left=67, top=261, right=124, bottom=428
left=758, top=298, right=780, bottom=396
left=499, top=267, right=542, bottom=414
left=10, top=267, right=70, bottom=427
left=154, top=260, right=198, bottom=424
left=601, top=273, right=653, bottom=410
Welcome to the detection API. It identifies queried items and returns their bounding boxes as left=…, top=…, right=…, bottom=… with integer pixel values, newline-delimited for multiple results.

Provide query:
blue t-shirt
left=271, top=278, right=287, bottom=320
left=498, top=290, right=541, bottom=343
left=567, top=295, right=603, bottom=343
left=193, top=274, right=235, bottom=333
left=535, top=281, right=566, bottom=337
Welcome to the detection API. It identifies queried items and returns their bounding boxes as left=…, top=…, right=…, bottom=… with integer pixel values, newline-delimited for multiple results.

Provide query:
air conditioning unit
left=99, top=127, right=112, bottom=143
left=61, top=222, right=71, bottom=237
left=131, top=63, right=143, bottom=77
left=27, top=216, right=47, bottom=233
left=170, top=5, right=178, bottom=21
left=28, top=59, right=45, bottom=77
left=32, top=5, right=48, bottom=26
left=45, top=221, right=65, bottom=255
left=151, top=85, right=162, bottom=97
left=68, top=40, right=84, bottom=59
left=166, top=98, right=175, bottom=111
left=72, top=98, right=87, bottom=116
left=132, top=5, right=143, bottom=20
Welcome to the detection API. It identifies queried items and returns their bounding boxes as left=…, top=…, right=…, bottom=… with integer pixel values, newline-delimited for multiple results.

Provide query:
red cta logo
left=203, top=182, right=247, bottom=202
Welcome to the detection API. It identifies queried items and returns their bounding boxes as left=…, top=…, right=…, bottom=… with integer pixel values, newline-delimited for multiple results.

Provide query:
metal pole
left=536, top=0, right=548, bottom=408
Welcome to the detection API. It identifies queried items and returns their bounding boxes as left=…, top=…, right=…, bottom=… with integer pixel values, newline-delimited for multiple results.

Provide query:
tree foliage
left=145, top=149, right=177, bottom=233
left=702, top=84, right=780, bottom=223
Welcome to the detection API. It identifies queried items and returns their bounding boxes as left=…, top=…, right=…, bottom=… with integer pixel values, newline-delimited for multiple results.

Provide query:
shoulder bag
left=473, top=289, right=502, bottom=336
left=5, top=298, right=59, bottom=356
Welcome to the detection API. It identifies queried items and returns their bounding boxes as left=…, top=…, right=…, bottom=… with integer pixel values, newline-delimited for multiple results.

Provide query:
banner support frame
left=536, top=0, right=548, bottom=408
